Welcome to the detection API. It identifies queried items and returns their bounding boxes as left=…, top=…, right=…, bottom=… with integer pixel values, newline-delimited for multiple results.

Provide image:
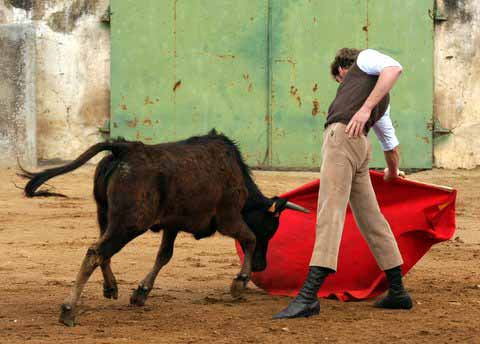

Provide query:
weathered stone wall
left=0, top=23, right=36, bottom=168
left=0, top=0, right=110, bottom=162
left=434, top=0, right=480, bottom=169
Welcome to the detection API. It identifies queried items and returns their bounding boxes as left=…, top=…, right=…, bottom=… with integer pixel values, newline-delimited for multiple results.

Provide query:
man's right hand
left=346, top=105, right=372, bottom=137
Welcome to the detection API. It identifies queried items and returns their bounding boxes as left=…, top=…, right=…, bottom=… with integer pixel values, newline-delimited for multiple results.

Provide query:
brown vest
left=325, top=63, right=389, bottom=133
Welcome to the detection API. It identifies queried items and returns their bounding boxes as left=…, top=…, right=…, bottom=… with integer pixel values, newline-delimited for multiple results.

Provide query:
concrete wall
left=434, top=0, right=480, bottom=169
left=0, top=23, right=36, bottom=168
left=0, top=0, right=110, bottom=162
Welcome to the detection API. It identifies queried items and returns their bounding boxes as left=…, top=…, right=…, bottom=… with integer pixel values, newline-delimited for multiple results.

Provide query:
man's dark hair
left=330, top=48, right=360, bottom=79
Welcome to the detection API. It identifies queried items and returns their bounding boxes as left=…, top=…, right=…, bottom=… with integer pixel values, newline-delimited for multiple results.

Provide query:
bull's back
left=156, top=140, right=248, bottom=208
left=107, top=140, right=247, bottom=228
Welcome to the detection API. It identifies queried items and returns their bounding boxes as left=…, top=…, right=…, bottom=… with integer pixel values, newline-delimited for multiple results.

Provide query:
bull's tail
left=20, top=141, right=129, bottom=198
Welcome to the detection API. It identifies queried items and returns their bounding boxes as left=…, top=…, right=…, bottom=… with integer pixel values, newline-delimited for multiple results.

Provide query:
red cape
left=236, top=171, right=456, bottom=301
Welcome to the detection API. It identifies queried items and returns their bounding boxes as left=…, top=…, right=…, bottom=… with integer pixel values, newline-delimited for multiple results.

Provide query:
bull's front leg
left=130, top=229, right=178, bottom=306
left=101, top=259, right=118, bottom=299
left=221, top=220, right=256, bottom=298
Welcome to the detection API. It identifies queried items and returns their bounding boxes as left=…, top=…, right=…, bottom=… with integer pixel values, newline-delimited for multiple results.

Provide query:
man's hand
left=383, top=168, right=405, bottom=182
left=345, top=105, right=372, bottom=137
left=383, top=147, right=401, bottom=182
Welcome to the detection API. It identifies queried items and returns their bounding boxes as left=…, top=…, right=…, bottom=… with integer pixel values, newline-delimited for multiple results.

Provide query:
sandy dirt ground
left=0, top=165, right=479, bottom=344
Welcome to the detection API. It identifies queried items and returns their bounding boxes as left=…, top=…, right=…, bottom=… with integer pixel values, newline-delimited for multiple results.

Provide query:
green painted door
left=111, top=0, right=434, bottom=169
left=110, top=0, right=270, bottom=165
left=270, top=0, right=434, bottom=168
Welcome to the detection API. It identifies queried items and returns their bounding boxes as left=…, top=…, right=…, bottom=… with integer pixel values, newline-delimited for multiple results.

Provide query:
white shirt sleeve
left=357, top=49, right=403, bottom=75
left=372, top=105, right=400, bottom=151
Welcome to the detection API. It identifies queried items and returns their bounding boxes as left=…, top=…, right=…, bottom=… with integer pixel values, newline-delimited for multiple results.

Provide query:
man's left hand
left=345, top=106, right=372, bottom=137
left=383, top=168, right=406, bottom=182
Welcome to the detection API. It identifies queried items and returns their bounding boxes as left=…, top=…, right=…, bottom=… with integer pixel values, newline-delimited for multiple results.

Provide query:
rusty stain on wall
left=289, top=86, right=297, bottom=96
left=144, top=96, right=154, bottom=105
left=127, top=118, right=137, bottom=128
left=173, top=80, right=182, bottom=92
left=417, top=135, right=430, bottom=144
left=217, top=54, right=235, bottom=59
left=312, top=100, right=319, bottom=116
left=296, top=96, right=302, bottom=107
left=290, top=85, right=302, bottom=107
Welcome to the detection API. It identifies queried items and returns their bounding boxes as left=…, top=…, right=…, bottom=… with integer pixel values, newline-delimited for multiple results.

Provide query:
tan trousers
left=309, top=123, right=403, bottom=271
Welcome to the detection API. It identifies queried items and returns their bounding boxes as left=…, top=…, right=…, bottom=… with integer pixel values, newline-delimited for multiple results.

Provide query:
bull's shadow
left=21, top=129, right=308, bottom=326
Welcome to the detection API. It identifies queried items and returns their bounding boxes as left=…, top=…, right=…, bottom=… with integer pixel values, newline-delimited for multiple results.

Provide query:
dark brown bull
left=21, top=130, right=308, bottom=326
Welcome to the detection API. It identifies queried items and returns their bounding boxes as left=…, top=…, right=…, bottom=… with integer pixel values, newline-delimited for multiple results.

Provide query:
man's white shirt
left=356, top=49, right=402, bottom=151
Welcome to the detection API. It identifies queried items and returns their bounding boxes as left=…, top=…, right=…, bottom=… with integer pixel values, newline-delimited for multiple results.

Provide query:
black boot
left=374, top=266, right=413, bottom=309
left=272, top=266, right=332, bottom=320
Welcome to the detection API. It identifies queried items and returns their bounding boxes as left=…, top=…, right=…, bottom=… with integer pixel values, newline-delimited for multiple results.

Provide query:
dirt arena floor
left=0, top=165, right=479, bottom=344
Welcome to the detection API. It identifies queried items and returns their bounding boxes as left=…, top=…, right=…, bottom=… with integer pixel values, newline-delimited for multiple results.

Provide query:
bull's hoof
left=130, top=285, right=149, bottom=306
left=230, top=274, right=249, bottom=299
left=103, top=282, right=118, bottom=300
left=59, top=304, right=76, bottom=327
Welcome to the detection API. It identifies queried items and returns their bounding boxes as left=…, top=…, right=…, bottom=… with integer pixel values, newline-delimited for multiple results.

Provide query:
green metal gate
left=111, top=0, right=433, bottom=169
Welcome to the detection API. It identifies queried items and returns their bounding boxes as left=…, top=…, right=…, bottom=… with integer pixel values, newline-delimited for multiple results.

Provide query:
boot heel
left=303, top=301, right=320, bottom=317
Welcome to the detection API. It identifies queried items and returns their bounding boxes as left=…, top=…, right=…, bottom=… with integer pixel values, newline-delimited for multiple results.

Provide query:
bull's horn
left=285, top=202, right=310, bottom=214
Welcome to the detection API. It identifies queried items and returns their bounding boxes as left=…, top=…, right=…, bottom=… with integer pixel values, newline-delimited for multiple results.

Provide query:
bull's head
left=242, top=197, right=309, bottom=272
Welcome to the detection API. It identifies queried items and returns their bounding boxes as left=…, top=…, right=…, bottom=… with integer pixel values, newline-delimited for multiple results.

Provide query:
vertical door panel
left=367, top=0, right=434, bottom=168
left=111, top=0, right=173, bottom=144
left=270, top=0, right=367, bottom=168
